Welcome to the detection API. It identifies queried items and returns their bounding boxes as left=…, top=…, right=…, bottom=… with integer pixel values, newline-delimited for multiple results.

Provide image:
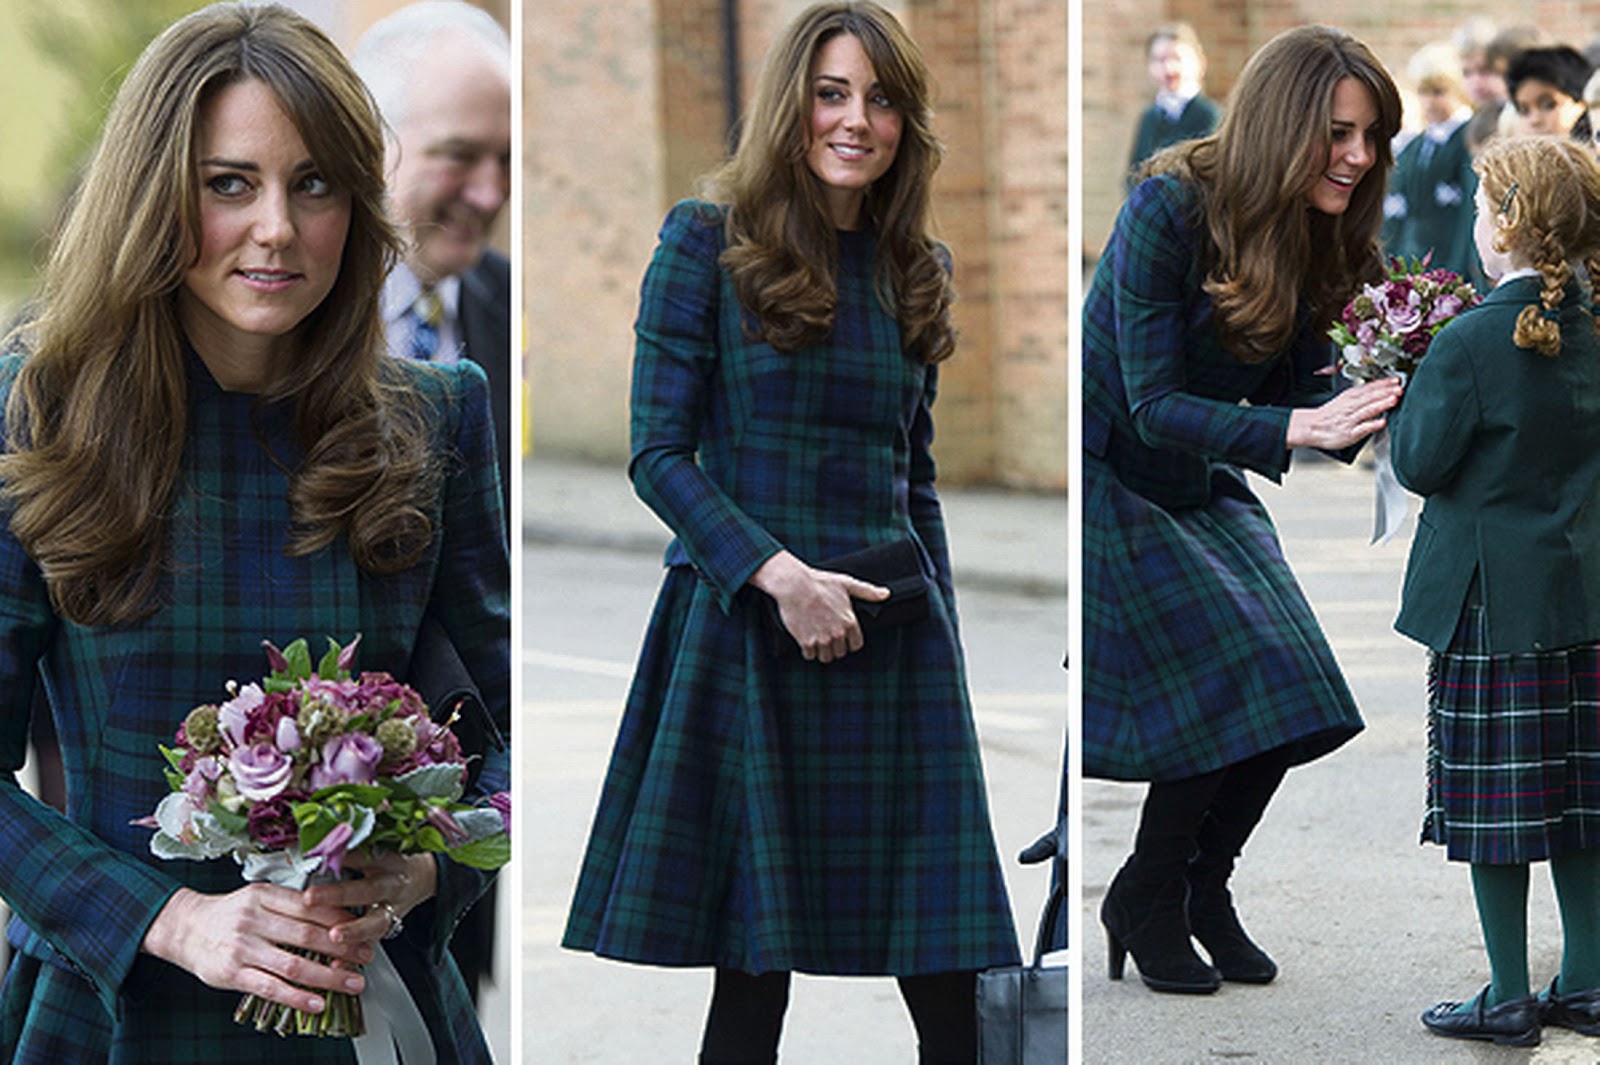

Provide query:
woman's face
left=179, top=78, right=351, bottom=377
left=804, top=32, right=903, bottom=230
left=1305, top=76, right=1380, bottom=216
left=1513, top=78, right=1585, bottom=137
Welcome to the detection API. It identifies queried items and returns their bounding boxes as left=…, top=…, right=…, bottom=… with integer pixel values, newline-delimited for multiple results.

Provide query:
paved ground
left=520, top=457, right=1067, bottom=1062
left=1082, top=457, right=1600, bottom=1064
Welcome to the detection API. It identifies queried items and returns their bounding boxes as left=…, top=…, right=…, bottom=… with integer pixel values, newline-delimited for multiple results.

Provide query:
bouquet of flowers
left=141, top=635, right=510, bottom=1038
left=1328, top=255, right=1479, bottom=543
left=1329, top=254, right=1479, bottom=383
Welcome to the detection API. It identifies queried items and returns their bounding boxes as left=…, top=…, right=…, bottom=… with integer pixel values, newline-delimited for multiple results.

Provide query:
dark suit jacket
left=1391, top=275, right=1600, bottom=653
left=458, top=250, right=513, bottom=529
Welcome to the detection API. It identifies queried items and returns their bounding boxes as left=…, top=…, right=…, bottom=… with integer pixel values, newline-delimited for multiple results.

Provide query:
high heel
left=1100, top=865, right=1221, bottom=994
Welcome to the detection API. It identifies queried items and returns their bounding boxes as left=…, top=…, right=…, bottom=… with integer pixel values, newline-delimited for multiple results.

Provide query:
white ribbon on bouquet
left=1369, top=427, right=1412, bottom=545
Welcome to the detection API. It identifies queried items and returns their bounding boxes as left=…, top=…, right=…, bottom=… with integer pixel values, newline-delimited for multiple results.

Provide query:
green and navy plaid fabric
left=1423, top=594, right=1600, bottom=864
left=1082, top=174, right=1364, bottom=782
left=0, top=352, right=508, bottom=1063
left=563, top=200, right=1019, bottom=975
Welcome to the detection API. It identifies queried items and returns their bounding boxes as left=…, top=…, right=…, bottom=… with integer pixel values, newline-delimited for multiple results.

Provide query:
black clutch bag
left=408, top=615, right=507, bottom=791
left=766, top=538, right=931, bottom=655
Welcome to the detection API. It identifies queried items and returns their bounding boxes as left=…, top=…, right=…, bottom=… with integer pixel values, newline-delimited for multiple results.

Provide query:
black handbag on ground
left=977, top=851, right=1068, bottom=1062
left=765, top=537, right=931, bottom=655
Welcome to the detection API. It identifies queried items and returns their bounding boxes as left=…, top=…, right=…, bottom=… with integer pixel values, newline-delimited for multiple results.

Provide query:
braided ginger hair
left=1475, top=136, right=1600, bottom=357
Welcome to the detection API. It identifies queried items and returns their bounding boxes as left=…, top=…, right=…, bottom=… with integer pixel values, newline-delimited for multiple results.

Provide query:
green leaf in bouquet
left=446, top=832, right=511, bottom=870
left=452, top=807, right=507, bottom=843
left=283, top=638, right=313, bottom=681
left=318, top=636, right=347, bottom=680
left=307, top=782, right=391, bottom=808
left=206, top=803, right=249, bottom=837
left=393, top=763, right=466, bottom=802
left=415, top=825, right=447, bottom=851
left=160, top=745, right=187, bottom=774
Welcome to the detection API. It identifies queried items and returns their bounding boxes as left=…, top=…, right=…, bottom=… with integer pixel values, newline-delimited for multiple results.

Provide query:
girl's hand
left=141, top=883, right=372, bottom=1014
left=750, top=550, right=889, bottom=664
left=1286, top=376, right=1403, bottom=449
left=305, top=852, right=439, bottom=953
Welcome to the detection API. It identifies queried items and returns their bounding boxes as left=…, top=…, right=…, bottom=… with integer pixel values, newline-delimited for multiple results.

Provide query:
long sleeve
left=1388, top=324, right=1481, bottom=497
left=412, top=360, right=511, bottom=964
left=1112, top=179, right=1295, bottom=480
left=0, top=374, right=185, bottom=1022
left=628, top=201, right=783, bottom=611
left=907, top=363, right=954, bottom=606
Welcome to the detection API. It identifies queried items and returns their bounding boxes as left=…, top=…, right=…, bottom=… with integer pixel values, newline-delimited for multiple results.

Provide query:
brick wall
left=525, top=0, right=1069, bottom=488
left=1083, top=2, right=1600, bottom=262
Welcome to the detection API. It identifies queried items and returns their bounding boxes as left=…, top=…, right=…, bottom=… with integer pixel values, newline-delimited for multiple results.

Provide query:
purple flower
left=229, top=742, right=293, bottom=802
left=1426, top=293, right=1464, bottom=326
left=181, top=755, right=223, bottom=803
left=426, top=805, right=469, bottom=846
left=218, top=683, right=266, bottom=748
left=489, top=791, right=511, bottom=834
left=275, top=716, right=302, bottom=753
left=306, top=820, right=355, bottom=877
left=247, top=794, right=301, bottom=849
left=310, top=732, right=384, bottom=790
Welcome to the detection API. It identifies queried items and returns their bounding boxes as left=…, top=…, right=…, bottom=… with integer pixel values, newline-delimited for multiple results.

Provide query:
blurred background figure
left=1507, top=44, right=1594, bottom=142
left=1464, top=24, right=1545, bottom=153
left=1126, top=22, right=1221, bottom=190
left=353, top=0, right=513, bottom=524
left=351, top=0, right=513, bottom=1008
left=1383, top=41, right=1481, bottom=285
left=1585, top=69, right=1600, bottom=154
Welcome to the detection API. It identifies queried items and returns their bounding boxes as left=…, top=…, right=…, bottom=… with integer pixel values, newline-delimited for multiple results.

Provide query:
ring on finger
left=377, top=900, right=403, bottom=940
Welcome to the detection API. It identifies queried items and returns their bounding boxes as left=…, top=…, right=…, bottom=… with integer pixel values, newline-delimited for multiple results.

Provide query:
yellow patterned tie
left=409, top=287, right=443, bottom=361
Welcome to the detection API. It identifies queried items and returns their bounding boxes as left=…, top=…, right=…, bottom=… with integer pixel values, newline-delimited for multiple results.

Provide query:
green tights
left=1468, top=850, right=1600, bottom=1008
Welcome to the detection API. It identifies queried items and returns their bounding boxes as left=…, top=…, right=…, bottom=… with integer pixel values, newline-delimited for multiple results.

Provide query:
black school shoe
left=1540, top=977, right=1600, bottom=1035
left=1421, top=988, right=1540, bottom=1047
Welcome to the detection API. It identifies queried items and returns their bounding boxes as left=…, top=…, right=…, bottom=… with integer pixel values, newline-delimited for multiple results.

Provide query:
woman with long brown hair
left=1083, top=24, right=1403, bottom=995
left=0, top=4, right=507, bottom=1060
left=563, top=3, right=1019, bottom=1061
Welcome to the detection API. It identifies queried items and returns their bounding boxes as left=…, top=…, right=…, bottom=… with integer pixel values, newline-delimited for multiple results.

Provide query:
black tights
left=698, top=968, right=978, bottom=1065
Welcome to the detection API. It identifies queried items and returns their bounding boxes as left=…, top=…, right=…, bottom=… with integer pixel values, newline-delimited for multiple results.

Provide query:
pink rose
left=310, top=732, right=383, bottom=790
left=229, top=742, right=293, bottom=801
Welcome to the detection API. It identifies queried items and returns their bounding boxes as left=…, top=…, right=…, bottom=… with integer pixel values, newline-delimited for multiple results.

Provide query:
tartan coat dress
left=1083, top=174, right=1365, bottom=783
left=0, top=353, right=509, bottom=1063
left=562, top=200, right=1020, bottom=976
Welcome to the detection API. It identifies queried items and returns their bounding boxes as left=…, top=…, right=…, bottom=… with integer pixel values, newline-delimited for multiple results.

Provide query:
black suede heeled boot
left=1101, top=861, right=1221, bottom=994
left=1184, top=747, right=1292, bottom=984
left=1101, top=771, right=1226, bottom=994
left=1185, top=849, right=1277, bottom=984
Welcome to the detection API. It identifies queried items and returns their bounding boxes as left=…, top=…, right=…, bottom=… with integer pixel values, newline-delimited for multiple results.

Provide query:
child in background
left=1384, top=42, right=1481, bottom=286
left=1389, top=136, right=1600, bottom=1047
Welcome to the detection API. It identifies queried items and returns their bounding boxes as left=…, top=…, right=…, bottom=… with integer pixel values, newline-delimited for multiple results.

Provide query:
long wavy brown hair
left=702, top=1, right=954, bottom=363
left=1475, top=136, right=1600, bottom=357
left=1144, top=25, right=1402, bottom=363
left=0, top=3, right=438, bottom=627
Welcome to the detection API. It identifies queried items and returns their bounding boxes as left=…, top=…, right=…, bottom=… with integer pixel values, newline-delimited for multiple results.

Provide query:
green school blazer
left=1390, top=274, right=1600, bottom=653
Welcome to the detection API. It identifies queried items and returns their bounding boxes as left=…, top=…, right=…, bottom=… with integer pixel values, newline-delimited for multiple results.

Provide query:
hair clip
left=1499, top=181, right=1520, bottom=213
left=1542, top=305, right=1562, bottom=323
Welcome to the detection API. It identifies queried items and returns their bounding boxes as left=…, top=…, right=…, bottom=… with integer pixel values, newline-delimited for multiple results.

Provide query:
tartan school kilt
left=562, top=565, right=1021, bottom=977
left=1083, top=455, right=1364, bottom=782
left=1422, top=592, right=1600, bottom=864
